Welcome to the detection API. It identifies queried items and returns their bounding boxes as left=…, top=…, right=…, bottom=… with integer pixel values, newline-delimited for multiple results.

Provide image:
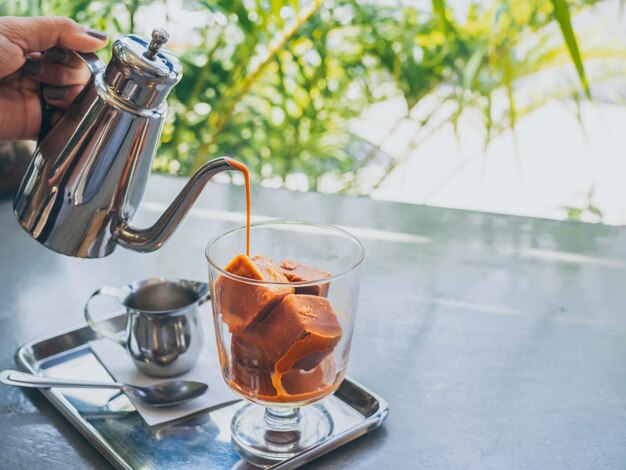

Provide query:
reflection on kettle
left=13, top=28, right=237, bottom=258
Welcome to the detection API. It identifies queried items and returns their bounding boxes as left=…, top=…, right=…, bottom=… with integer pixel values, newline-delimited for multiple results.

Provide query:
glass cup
left=205, top=220, right=364, bottom=466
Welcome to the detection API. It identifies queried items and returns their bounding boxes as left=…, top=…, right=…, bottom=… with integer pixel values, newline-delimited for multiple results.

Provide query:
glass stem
left=264, top=407, right=301, bottom=431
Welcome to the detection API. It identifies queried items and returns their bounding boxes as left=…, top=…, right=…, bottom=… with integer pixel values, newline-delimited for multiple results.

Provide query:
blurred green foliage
left=0, top=0, right=606, bottom=193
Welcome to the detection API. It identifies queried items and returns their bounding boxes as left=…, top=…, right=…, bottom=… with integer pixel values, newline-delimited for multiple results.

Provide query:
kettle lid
left=103, top=27, right=182, bottom=110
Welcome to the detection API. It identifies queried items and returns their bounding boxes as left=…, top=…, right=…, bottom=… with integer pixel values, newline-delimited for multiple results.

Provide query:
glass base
left=231, top=403, right=334, bottom=467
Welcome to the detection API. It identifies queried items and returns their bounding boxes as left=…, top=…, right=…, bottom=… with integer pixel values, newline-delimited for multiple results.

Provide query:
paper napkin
left=89, top=315, right=238, bottom=427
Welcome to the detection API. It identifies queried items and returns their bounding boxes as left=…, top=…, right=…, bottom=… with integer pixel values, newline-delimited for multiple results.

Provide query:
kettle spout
left=116, top=157, right=236, bottom=252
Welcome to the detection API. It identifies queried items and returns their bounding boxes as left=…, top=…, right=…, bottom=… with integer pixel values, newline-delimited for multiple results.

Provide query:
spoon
left=0, top=370, right=208, bottom=407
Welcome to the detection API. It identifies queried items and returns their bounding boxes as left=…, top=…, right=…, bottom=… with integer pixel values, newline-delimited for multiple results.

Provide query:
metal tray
left=15, top=314, right=389, bottom=469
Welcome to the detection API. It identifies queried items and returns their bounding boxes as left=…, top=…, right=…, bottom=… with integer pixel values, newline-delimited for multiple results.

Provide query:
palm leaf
left=550, top=0, right=591, bottom=97
left=432, top=0, right=451, bottom=33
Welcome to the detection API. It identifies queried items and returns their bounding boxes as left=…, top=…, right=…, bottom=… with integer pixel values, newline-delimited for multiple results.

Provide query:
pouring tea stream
left=13, top=28, right=249, bottom=258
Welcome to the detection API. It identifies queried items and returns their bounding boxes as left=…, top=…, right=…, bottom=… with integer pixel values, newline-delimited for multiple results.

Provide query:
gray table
left=1, top=174, right=626, bottom=469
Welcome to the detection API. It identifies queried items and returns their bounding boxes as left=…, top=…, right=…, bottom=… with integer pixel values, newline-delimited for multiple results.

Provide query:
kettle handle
left=38, top=51, right=106, bottom=141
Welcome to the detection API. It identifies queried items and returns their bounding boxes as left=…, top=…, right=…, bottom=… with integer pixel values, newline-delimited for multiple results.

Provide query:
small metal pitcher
left=85, top=278, right=209, bottom=377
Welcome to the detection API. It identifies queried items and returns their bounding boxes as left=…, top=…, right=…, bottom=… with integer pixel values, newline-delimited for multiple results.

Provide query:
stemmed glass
left=205, top=220, right=364, bottom=466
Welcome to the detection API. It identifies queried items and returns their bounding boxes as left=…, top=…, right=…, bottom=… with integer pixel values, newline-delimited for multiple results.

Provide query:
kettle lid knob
left=144, top=28, right=170, bottom=60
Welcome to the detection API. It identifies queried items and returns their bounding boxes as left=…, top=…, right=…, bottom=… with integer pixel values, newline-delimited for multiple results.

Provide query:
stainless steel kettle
left=13, top=28, right=236, bottom=258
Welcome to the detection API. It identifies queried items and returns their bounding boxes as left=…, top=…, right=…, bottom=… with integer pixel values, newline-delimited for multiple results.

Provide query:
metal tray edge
left=16, top=323, right=133, bottom=470
left=276, top=378, right=389, bottom=470
left=16, top=348, right=131, bottom=469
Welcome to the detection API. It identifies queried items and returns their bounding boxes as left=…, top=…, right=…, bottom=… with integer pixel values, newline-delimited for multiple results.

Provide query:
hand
left=0, top=16, right=109, bottom=142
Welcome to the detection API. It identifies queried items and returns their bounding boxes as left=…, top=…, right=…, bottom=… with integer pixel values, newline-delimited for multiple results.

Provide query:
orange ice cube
left=230, top=358, right=277, bottom=398
left=280, top=355, right=339, bottom=396
left=215, top=254, right=293, bottom=333
left=234, top=294, right=343, bottom=373
left=278, top=259, right=332, bottom=296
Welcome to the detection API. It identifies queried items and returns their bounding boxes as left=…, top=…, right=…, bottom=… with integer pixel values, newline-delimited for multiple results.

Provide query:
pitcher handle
left=38, top=50, right=106, bottom=141
left=198, top=283, right=211, bottom=306
left=84, top=287, right=127, bottom=347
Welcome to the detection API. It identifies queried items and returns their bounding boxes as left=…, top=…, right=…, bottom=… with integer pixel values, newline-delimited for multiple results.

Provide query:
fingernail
left=86, top=29, right=108, bottom=41
left=45, top=47, right=69, bottom=64
left=22, top=58, right=42, bottom=76
left=44, top=86, right=68, bottom=101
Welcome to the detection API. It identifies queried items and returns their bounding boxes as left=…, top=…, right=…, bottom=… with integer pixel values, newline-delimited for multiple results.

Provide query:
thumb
left=0, top=16, right=108, bottom=55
